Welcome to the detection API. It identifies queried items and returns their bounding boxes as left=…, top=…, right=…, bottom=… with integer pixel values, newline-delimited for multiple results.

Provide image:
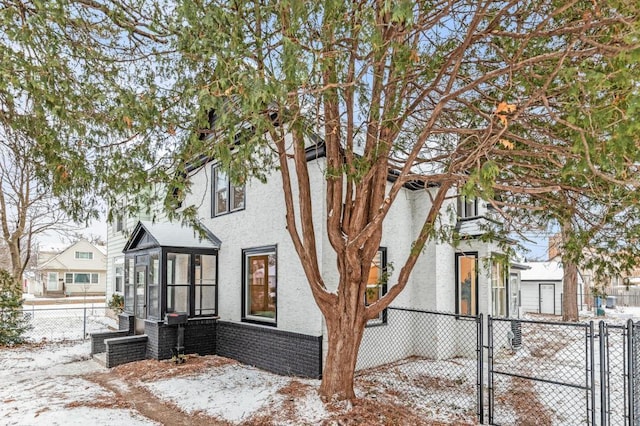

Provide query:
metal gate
left=487, top=317, right=639, bottom=425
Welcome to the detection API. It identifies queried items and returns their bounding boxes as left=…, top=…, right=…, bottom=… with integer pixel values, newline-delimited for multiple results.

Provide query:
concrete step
left=92, top=352, right=107, bottom=367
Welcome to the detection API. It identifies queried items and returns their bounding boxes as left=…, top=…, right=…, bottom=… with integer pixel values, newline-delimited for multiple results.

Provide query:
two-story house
left=99, top=138, right=518, bottom=376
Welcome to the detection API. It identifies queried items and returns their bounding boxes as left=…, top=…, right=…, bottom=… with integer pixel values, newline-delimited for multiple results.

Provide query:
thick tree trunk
left=562, top=259, right=579, bottom=322
left=319, top=308, right=366, bottom=401
left=561, top=221, right=579, bottom=322
left=8, top=241, right=24, bottom=294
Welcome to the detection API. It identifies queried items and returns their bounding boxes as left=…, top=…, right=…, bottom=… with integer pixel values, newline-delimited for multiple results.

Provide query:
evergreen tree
left=0, top=270, right=31, bottom=346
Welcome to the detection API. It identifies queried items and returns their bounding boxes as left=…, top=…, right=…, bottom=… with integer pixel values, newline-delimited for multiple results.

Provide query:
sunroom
left=119, top=220, right=221, bottom=359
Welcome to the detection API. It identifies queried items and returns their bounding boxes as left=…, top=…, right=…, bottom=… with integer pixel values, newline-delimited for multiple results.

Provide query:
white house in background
left=105, top=194, right=165, bottom=303
left=106, top=137, right=522, bottom=377
left=31, top=239, right=107, bottom=297
left=520, top=261, right=585, bottom=316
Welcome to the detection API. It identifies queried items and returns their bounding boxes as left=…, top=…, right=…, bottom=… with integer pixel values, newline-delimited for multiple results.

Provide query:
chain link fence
left=18, top=306, right=118, bottom=342
left=488, top=317, right=592, bottom=425
left=600, top=323, right=629, bottom=425
left=357, top=307, right=483, bottom=423
left=358, top=307, right=640, bottom=425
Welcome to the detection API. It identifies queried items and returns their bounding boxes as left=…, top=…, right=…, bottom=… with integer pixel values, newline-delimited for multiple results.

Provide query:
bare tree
left=0, top=128, right=74, bottom=290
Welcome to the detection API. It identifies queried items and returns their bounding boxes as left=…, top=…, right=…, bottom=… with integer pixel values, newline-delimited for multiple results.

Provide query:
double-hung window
left=114, top=259, right=124, bottom=293
left=212, top=166, right=245, bottom=216
left=491, top=256, right=508, bottom=317
left=457, top=195, right=478, bottom=219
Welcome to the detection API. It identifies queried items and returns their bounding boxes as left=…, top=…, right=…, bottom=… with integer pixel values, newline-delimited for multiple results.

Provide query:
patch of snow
left=143, top=363, right=297, bottom=422
left=0, top=341, right=93, bottom=376
left=28, top=407, right=159, bottom=426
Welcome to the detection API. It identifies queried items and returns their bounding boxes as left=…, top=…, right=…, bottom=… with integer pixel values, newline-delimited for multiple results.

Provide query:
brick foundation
left=105, top=335, right=148, bottom=368
left=216, top=321, right=322, bottom=378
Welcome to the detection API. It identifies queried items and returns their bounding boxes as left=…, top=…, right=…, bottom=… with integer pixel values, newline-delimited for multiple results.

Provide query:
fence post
left=600, top=320, right=608, bottom=426
left=83, top=307, right=87, bottom=340
left=589, top=320, right=596, bottom=426
left=487, top=315, right=493, bottom=425
left=627, top=319, right=634, bottom=424
left=477, top=313, right=484, bottom=424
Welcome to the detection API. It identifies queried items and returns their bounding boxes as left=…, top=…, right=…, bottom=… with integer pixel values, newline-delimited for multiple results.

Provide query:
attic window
left=75, top=251, right=93, bottom=260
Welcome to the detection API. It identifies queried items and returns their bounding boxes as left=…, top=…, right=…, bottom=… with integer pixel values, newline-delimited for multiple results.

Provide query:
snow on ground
left=0, top=341, right=157, bottom=426
left=143, top=363, right=328, bottom=424
left=1, top=304, right=637, bottom=425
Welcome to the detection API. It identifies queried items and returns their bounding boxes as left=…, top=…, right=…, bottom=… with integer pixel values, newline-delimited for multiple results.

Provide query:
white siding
left=184, top=149, right=325, bottom=336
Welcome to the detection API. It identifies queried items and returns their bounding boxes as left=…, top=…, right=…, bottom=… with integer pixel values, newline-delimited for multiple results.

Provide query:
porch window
left=491, top=258, right=508, bottom=317
left=195, top=254, right=217, bottom=316
left=167, top=253, right=190, bottom=314
left=243, top=246, right=277, bottom=324
left=124, top=258, right=134, bottom=313
left=365, top=248, right=387, bottom=325
left=456, top=252, right=478, bottom=315
left=148, top=254, right=160, bottom=319
left=212, top=166, right=245, bottom=216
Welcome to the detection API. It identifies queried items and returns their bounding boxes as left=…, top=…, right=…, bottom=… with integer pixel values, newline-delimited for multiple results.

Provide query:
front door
left=539, top=283, right=555, bottom=315
left=46, top=272, right=58, bottom=291
left=135, top=265, right=147, bottom=334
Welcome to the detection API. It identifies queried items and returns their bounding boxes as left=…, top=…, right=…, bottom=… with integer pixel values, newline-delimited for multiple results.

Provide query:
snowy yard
left=2, top=304, right=639, bottom=425
left=0, top=340, right=478, bottom=425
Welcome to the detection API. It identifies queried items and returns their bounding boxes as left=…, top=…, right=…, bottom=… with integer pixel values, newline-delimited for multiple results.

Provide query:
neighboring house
left=32, top=239, right=107, bottom=297
left=105, top=194, right=166, bottom=303
left=520, top=261, right=585, bottom=316
left=101, top=140, right=522, bottom=376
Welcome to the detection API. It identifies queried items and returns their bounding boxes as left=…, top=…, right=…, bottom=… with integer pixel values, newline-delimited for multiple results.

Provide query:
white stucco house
left=102, top=136, right=523, bottom=376
left=31, top=239, right=107, bottom=297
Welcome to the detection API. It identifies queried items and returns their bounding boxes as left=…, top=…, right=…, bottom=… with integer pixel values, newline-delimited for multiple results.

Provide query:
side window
left=457, top=195, right=478, bottom=219
left=365, top=248, right=387, bottom=325
left=491, top=257, right=508, bottom=317
left=456, top=252, right=478, bottom=315
left=212, top=166, right=245, bottom=216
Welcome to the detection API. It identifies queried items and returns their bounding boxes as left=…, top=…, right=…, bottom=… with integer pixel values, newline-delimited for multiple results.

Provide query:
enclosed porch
left=115, top=221, right=221, bottom=362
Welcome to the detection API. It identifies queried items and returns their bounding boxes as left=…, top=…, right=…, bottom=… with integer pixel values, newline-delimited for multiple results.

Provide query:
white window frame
left=491, top=258, right=508, bottom=317
left=75, top=251, right=94, bottom=260
left=65, top=272, right=99, bottom=285
left=114, top=257, right=125, bottom=293
left=457, top=195, right=478, bottom=219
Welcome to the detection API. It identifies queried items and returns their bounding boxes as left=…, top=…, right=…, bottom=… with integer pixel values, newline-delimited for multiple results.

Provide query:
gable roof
left=123, top=221, right=221, bottom=252
left=520, top=261, right=564, bottom=281
left=36, top=239, right=105, bottom=271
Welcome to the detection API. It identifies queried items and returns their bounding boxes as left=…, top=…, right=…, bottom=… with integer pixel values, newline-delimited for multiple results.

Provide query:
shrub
left=0, top=269, right=31, bottom=346
left=107, top=293, right=124, bottom=314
